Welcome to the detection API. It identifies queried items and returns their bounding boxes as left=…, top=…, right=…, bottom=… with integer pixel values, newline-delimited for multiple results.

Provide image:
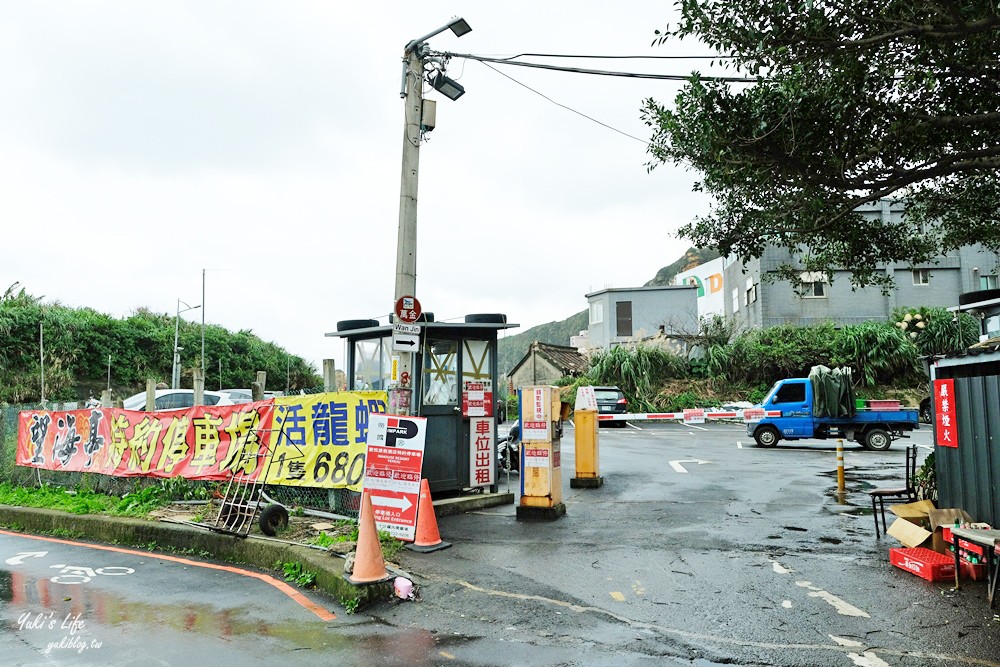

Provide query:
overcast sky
left=1, top=2, right=717, bottom=374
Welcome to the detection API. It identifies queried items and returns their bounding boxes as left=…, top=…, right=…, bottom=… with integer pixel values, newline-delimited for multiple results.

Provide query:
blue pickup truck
left=747, top=377, right=919, bottom=450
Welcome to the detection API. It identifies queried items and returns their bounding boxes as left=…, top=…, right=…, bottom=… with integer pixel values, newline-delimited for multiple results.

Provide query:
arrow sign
left=392, top=332, right=419, bottom=351
left=370, top=494, right=413, bottom=512
left=669, top=459, right=711, bottom=473
left=6, top=551, right=47, bottom=565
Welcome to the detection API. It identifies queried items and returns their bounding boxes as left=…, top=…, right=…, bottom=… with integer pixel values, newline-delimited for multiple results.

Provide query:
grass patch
left=306, top=520, right=403, bottom=562
left=276, top=560, right=316, bottom=588
left=0, top=482, right=170, bottom=517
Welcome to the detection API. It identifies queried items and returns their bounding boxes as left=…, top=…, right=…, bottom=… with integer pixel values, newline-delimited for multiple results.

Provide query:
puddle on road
left=1, top=569, right=441, bottom=658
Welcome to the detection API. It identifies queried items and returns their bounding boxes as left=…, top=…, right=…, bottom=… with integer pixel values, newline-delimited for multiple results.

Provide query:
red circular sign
left=394, top=295, right=422, bottom=323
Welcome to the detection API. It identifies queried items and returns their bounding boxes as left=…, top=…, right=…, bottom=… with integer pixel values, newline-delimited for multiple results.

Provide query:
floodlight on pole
left=431, top=72, right=465, bottom=100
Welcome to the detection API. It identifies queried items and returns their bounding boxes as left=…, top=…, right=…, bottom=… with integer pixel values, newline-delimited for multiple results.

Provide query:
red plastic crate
left=867, top=400, right=901, bottom=411
left=961, top=561, right=988, bottom=581
left=957, top=538, right=987, bottom=556
left=890, top=547, right=956, bottom=582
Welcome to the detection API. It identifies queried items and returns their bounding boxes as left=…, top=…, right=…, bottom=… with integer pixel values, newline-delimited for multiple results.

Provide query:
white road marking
left=770, top=560, right=794, bottom=574
left=5, top=551, right=48, bottom=565
left=686, top=424, right=709, bottom=431
left=796, top=581, right=870, bottom=617
left=669, top=459, right=711, bottom=473
left=847, top=651, right=893, bottom=667
left=830, top=636, right=865, bottom=648
left=736, top=441, right=744, bottom=449
left=781, top=600, right=793, bottom=608
left=627, top=422, right=642, bottom=430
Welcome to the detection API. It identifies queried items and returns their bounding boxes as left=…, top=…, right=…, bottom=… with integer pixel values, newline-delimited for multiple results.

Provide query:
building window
left=799, top=272, right=828, bottom=298
left=589, top=302, right=603, bottom=325
left=732, top=287, right=739, bottom=312
left=744, top=277, right=757, bottom=306
left=980, top=275, right=998, bottom=290
left=912, top=269, right=930, bottom=285
left=616, top=301, right=633, bottom=337
left=802, top=281, right=827, bottom=298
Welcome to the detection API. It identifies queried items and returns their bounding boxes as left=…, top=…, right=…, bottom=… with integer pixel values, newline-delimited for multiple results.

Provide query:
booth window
left=353, top=337, right=391, bottom=390
left=424, top=339, right=458, bottom=405
left=462, top=340, right=491, bottom=382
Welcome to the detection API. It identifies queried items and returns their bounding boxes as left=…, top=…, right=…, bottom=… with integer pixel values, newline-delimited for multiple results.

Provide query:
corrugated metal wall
left=936, top=365, right=1000, bottom=526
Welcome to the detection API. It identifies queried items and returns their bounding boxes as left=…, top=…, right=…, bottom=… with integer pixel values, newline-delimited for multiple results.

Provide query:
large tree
left=643, top=1, right=1000, bottom=288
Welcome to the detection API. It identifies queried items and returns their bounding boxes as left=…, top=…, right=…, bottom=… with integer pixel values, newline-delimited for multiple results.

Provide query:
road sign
left=394, top=295, right=422, bottom=324
left=364, top=414, right=427, bottom=540
left=393, top=322, right=420, bottom=335
left=392, top=332, right=419, bottom=352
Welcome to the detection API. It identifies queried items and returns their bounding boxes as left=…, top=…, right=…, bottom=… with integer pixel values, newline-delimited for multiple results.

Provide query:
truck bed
left=814, top=408, right=919, bottom=425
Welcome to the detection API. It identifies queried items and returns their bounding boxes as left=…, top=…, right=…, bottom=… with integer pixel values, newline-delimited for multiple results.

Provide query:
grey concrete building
left=583, top=285, right=699, bottom=353
left=722, top=199, right=1000, bottom=331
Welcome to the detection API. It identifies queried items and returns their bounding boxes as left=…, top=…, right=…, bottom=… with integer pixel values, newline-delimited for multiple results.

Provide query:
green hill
left=498, top=247, right=716, bottom=375
left=498, top=310, right=588, bottom=375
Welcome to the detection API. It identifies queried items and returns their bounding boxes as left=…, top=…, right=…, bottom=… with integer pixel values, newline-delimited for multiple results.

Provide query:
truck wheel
left=865, top=429, right=892, bottom=451
left=754, top=425, right=780, bottom=447
left=258, top=504, right=289, bottom=536
left=919, top=398, right=932, bottom=424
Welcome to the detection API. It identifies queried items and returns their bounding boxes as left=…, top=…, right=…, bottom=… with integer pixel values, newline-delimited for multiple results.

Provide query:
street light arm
left=404, top=17, right=471, bottom=54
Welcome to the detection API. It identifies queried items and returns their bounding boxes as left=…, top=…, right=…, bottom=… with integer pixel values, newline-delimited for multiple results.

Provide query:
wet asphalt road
left=3, top=421, right=998, bottom=666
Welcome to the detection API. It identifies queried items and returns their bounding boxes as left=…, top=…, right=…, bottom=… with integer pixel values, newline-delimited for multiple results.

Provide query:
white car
left=122, top=389, right=235, bottom=412
left=220, top=388, right=254, bottom=404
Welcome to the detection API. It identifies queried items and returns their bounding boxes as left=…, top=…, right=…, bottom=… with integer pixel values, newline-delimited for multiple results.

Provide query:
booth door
left=421, top=337, right=463, bottom=492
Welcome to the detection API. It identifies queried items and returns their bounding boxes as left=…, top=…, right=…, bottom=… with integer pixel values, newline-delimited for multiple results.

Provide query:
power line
left=478, top=52, right=728, bottom=61
left=475, top=61, right=662, bottom=150
left=440, top=51, right=755, bottom=83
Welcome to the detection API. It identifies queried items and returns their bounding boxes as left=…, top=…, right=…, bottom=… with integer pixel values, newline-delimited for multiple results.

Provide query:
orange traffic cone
left=346, top=491, right=391, bottom=584
left=406, top=479, right=452, bottom=553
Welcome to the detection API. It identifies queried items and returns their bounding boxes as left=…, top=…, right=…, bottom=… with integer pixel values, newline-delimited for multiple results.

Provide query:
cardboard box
left=890, top=547, right=956, bottom=582
left=887, top=502, right=973, bottom=554
left=889, top=499, right=936, bottom=526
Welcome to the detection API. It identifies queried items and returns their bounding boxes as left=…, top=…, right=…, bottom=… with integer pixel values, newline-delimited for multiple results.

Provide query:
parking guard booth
left=328, top=313, right=516, bottom=496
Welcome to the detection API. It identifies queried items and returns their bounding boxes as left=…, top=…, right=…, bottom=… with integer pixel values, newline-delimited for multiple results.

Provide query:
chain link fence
left=0, top=403, right=361, bottom=519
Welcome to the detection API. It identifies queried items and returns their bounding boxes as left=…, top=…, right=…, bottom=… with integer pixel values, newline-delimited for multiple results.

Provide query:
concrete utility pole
left=392, top=18, right=471, bottom=414
left=392, top=44, right=424, bottom=413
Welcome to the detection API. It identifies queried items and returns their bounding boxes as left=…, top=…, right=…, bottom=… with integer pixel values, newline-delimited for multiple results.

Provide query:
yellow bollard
left=837, top=439, right=845, bottom=494
left=571, top=409, right=603, bottom=488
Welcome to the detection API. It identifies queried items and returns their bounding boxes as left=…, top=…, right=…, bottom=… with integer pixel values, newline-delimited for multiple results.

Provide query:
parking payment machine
left=516, top=385, right=567, bottom=521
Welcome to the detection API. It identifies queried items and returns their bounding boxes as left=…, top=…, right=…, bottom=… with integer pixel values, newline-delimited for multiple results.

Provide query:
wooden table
left=949, top=527, right=1000, bottom=608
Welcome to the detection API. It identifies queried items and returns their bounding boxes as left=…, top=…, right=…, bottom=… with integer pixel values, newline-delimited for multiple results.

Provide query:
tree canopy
left=643, top=1, right=1000, bottom=288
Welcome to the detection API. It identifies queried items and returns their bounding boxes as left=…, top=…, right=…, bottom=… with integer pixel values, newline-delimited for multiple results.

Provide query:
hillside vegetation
left=0, top=284, right=320, bottom=403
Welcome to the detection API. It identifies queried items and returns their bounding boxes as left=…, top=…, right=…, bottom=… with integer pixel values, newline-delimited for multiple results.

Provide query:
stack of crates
left=943, top=525, right=989, bottom=580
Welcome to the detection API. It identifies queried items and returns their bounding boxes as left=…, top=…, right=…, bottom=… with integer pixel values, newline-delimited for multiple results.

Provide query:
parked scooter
left=497, top=419, right=520, bottom=473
